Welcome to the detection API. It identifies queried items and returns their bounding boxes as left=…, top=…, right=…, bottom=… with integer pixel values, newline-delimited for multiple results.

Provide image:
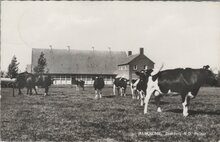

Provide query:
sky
left=1, top=1, right=220, bottom=73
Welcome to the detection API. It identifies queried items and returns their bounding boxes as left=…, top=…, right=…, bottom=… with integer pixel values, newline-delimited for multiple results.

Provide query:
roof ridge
left=32, top=48, right=126, bottom=53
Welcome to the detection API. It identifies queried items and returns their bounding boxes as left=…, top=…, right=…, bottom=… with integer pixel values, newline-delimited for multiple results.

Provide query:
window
left=144, top=65, right=148, bottom=70
left=133, top=65, right=137, bottom=70
left=119, top=66, right=123, bottom=70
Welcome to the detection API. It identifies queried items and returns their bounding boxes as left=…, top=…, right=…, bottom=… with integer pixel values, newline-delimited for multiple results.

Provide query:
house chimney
left=128, top=51, right=132, bottom=56
left=140, top=48, right=144, bottom=55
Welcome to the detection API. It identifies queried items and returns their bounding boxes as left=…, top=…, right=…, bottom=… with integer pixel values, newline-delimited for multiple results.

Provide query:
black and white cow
left=132, top=69, right=153, bottom=105
left=144, top=65, right=218, bottom=117
left=113, top=77, right=129, bottom=96
left=93, top=76, right=105, bottom=99
left=72, top=77, right=85, bottom=91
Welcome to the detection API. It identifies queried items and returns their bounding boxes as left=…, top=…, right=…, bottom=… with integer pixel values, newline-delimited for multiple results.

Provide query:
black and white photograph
left=1, top=1, right=220, bottom=141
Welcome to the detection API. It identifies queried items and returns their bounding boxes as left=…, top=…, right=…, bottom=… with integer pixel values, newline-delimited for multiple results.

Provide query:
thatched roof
left=32, top=48, right=127, bottom=75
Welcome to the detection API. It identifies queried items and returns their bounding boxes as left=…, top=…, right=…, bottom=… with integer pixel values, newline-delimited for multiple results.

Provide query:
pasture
left=1, top=86, right=220, bottom=141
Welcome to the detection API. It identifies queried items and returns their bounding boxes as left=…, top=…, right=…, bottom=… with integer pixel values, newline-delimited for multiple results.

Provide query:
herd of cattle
left=2, top=65, right=218, bottom=117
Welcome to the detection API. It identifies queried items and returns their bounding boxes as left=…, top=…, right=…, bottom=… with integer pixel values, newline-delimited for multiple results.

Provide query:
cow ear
left=148, top=69, right=153, bottom=74
left=203, top=65, right=210, bottom=70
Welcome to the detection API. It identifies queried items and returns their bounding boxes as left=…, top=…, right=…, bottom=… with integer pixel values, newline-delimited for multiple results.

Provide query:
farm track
left=1, top=86, right=220, bottom=141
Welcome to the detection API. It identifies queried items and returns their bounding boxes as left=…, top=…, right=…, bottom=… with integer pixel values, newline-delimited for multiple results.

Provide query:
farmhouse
left=116, top=48, right=154, bottom=82
left=30, top=48, right=154, bottom=85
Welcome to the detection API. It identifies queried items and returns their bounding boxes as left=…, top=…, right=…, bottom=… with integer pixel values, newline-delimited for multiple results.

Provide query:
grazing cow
left=35, top=74, right=53, bottom=96
left=15, top=71, right=38, bottom=96
left=92, top=76, right=105, bottom=99
left=133, top=69, right=153, bottom=105
left=144, top=65, right=218, bottom=117
left=113, top=77, right=129, bottom=96
left=72, top=78, right=85, bottom=91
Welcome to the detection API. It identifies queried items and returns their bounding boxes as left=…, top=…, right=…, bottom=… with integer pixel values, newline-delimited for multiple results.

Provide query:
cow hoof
left=183, top=113, right=189, bottom=117
left=44, top=93, right=47, bottom=96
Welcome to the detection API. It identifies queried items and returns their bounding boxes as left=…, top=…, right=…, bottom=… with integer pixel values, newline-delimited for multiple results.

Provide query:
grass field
left=1, top=86, right=220, bottom=142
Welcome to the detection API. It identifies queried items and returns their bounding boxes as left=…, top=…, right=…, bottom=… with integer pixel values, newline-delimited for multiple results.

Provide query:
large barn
left=30, top=48, right=154, bottom=85
left=31, top=48, right=127, bottom=85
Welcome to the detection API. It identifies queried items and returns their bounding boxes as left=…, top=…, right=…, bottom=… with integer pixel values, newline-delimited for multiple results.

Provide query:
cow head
left=203, top=65, right=218, bottom=86
left=120, top=78, right=129, bottom=83
left=135, top=69, right=153, bottom=81
left=92, top=76, right=104, bottom=81
left=92, top=76, right=98, bottom=80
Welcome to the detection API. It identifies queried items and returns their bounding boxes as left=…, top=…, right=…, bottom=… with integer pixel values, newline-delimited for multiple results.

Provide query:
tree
left=7, top=55, right=19, bottom=78
left=33, top=52, right=47, bottom=74
left=218, top=71, right=220, bottom=87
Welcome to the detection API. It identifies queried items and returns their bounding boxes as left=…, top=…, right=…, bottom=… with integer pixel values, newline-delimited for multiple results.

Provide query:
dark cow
left=144, top=65, right=218, bottom=117
left=15, top=71, right=38, bottom=96
left=113, top=77, right=129, bottom=96
left=72, top=78, right=85, bottom=91
left=92, top=76, right=105, bottom=99
left=132, top=69, right=153, bottom=105
left=35, top=74, right=53, bottom=96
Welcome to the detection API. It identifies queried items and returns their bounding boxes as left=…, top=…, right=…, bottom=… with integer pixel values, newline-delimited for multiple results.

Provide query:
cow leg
left=117, top=88, right=120, bottom=96
left=30, top=88, right=33, bottom=95
left=27, top=88, right=29, bottom=95
left=18, top=88, right=22, bottom=95
left=131, top=85, right=134, bottom=99
left=44, top=87, right=49, bottom=96
left=76, top=85, right=79, bottom=91
left=137, top=90, right=140, bottom=100
left=95, top=90, right=98, bottom=99
left=99, top=89, right=102, bottom=98
left=33, top=86, right=38, bottom=95
left=120, top=88, right=123, bottom=96
left=182, top=93, right=190, bottom=117
left=113, top=85, right=116, bottom=95
left=144, top=88, right=154, bottom=114
left=154, top=91, right=162, bottom=112
left=140, top=91, right=144, bottom=106
left=124, top=88, right=126, bottom=96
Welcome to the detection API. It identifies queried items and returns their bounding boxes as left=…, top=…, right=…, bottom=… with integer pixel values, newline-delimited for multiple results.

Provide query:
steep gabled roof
left=32, top=48, right=127, bottom=75
left=118, top=54, right=139, bottom=66
left=118, top=54, right=154, bottom=66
